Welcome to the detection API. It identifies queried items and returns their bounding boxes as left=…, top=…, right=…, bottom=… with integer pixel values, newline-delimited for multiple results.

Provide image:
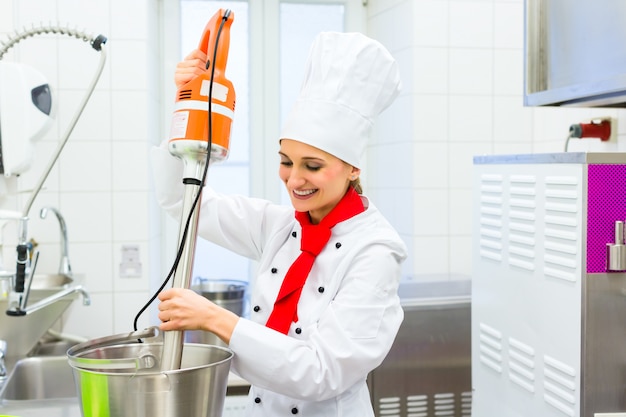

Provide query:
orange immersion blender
left=169, top=9, right=235, bottom=163
left=161, top=8, right=235, bottom=371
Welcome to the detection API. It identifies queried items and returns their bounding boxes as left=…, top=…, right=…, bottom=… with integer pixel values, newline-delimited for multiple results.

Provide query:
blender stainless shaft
left=161, top=8, right=236, bottom=372
left=161, top=156, right=206, bottom=371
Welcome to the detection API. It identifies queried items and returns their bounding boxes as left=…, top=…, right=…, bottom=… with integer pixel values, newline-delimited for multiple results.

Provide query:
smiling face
left=279, top=139, right=360, bottom=224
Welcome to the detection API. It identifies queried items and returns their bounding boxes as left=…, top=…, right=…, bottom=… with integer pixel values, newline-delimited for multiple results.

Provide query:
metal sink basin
left=0, top=273, right=86, bottom=359
left=30, top=273, right=74, bottom=289
left=0, top=356, right=76, bottom=400
left=29, top=339, right=79, bottom=356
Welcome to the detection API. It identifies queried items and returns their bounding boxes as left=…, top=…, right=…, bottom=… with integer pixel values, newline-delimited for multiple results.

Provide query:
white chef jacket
left=152, top=144, right=407, bottom=417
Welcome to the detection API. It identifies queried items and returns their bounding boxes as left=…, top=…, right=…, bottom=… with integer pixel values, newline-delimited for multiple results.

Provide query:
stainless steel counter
left=0, top=397, right=81, bottom=416
left=473, top=151, right=626, bottom=165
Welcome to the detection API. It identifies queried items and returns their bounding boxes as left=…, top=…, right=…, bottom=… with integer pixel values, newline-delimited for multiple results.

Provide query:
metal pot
left=186, top=279, right=247, bottom=347
left=68, top=328, right=233, bottom=417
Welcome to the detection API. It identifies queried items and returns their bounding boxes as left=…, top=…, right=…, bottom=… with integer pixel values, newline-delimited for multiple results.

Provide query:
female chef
left=152, top=31, right=407, bottom=416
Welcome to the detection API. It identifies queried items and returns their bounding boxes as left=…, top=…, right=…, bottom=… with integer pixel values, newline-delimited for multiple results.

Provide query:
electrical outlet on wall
left=592, top=116, right=616, bottom=141
left=120, top=244, right=142, bottom=278
left=569, top=116, right=616, bottom=142
left=593, top=116, right=617, bottom=142
left=606, top=117, right=618, bottom=142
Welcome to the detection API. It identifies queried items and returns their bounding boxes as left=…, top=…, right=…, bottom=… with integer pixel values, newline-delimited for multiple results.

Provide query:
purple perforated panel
left=587, top=164, right=626, bottom=273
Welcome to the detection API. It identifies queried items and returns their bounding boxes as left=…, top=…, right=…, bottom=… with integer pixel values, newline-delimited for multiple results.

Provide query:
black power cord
left=133, top=10, right=232, bottom=332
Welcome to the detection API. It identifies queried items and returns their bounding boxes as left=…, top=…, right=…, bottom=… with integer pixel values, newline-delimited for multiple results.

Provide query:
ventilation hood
left=524, top=0, right=626, bottom=108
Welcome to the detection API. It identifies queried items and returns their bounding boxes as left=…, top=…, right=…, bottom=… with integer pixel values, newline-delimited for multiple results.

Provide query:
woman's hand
left=174, top=49, right=208, bottom=88
left=158, top=287, right=240, bottom=344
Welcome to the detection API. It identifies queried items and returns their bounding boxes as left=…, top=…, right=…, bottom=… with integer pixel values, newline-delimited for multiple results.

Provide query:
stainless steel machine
left=472, top=152, right=626, bottom=417
left=368, top=277, right=472, bottom=417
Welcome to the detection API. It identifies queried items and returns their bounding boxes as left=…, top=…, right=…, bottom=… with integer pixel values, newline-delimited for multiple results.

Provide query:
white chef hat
left=280, top=32, right=401, bottom=168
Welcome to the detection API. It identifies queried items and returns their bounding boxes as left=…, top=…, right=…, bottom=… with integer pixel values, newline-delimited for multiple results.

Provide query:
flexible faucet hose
left=0, top=24, right=106, bottom=58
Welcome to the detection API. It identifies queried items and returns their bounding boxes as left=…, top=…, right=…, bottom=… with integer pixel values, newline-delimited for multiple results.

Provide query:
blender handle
left=67, top=327, right=162, bottom=372
left=68, top=326, right=160, bottom=354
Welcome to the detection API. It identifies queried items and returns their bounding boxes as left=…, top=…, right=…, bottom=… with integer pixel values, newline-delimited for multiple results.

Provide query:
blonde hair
left=351, top=178, right=363, bottom=195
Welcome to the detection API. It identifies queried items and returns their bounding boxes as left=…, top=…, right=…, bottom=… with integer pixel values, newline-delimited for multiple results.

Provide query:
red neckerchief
left=265, top=187, right=365, bottom=334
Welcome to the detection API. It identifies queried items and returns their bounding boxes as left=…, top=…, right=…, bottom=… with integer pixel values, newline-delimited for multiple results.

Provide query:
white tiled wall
left=0, top=0, right=161, bottom=339
left=367, top=0, right=626, bottom=281
left=1, top=0, right=625, bottom=339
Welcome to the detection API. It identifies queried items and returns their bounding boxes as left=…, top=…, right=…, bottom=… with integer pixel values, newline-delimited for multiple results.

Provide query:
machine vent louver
left=178, top=89, right=193, bottom=100
left=479, top=174, right=504, bottom=262
left=508, top=175, right=537, bottom=271
left=478, top=322, right=503, bottom=374
left=376, top=392, right=473, bottom=417
left=543, top=176, right=579, bottom=283
left=543, top=355, right=577, bottom=416
left=508, top=337, right=536, bottom=393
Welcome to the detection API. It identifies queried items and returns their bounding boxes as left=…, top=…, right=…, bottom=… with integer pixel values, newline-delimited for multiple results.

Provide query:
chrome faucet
left=0, top=340, right=6, bottom=378
left=17, top=284, right=91, bottom=315
left=39, top=207, right=72, bottom=277
left=4, top=208, right=90, bottom=317
left=5, top=250, right=91, bottom=316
